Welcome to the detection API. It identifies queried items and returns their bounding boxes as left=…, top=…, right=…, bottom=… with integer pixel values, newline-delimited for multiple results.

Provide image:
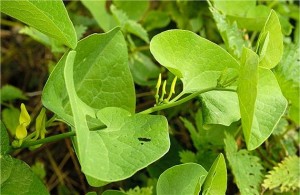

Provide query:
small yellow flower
left=19, top=103, right=31, bottom=126
left=15, top=103, right=31, bottom=140
left=15, top=123, right=27, bottom=140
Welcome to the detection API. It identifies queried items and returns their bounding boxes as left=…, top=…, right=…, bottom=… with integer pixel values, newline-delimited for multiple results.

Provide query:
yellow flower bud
left=19, top=103, right=31, bottom=126
left=34, top=108, right=46, bottom=140
left=15, top=123, right=28, bottom=140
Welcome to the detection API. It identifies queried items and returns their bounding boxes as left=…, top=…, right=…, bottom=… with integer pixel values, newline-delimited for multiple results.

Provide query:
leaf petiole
left=140, top=87, right=236, bottom=114
left=11, top=131, right=76, bottom=150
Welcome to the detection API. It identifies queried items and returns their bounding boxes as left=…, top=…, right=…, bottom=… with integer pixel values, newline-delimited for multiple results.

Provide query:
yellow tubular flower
left=15, top=103, right=31, bottom=140
left=15, top=123, right=28, bottom=140
left=19, top=103, right=31, bottom=126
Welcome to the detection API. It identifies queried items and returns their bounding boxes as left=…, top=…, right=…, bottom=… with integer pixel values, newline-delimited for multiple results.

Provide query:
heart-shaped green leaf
left=224, top=133, right=264, bottom=195
left=64, top=51, right=170, bottom=185
left=42, top=28, right=135, bottom=127
left=150, top=29, right=239, bottom=94
left=1, top=0, right=77, bottom=49
left=156, top=163, right=207, bottom=195
left=238, top=48, right=287, bottom=150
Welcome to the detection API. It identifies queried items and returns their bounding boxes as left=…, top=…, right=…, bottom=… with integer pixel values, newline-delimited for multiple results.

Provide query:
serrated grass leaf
left=225, top=133, right=263, bottom=195
left=274, top=44, right=300, bottom=124
left=263, top=156, right=300, bottom=192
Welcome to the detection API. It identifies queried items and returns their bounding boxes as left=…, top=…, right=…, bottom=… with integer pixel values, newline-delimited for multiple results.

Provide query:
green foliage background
left=1, top=0, right=299, bottom=194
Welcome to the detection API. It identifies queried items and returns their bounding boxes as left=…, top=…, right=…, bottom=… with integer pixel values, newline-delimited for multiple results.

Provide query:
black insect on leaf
left=138, top=137, right=151, bottom=144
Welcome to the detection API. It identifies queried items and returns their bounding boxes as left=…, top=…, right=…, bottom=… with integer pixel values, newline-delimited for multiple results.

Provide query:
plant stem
left=132, top=45, right=150, bottom=53
left=1, top=19, right=21, bottom=27
left=169, top=91, right=185, bottom=103
left=46, top=114, right=57, bottom=127
left=140, top=87, right=236, bottom=114
left=250, top=31, right=258, bottom=45
left=15, top=131, right=76, bottom=149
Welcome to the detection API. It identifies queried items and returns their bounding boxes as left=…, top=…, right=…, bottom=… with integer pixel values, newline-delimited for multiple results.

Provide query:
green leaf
left=224, top=133, right=264, bottom=195
left=94, top=107, right=170, bottom=183
left=2, top=107, right=20, bottom=136
left=111, top=5, right=149, bottom=43
left=143, top=11, right=171, bottom=31
left=237, top=48, right=259, bottom=149
left=1, top=121, right=10, bottom=155
left=19, top=26, right=51, bottom=47
left=86, top=192, right=98, bottom=195
left=238, top=48, right=287, bottom=150
left=42, top=28, right=136, bottom=126
left=80, top=0, right=117, bottom=32
left=249, top=68, right=287, bottom=149
left=200, top=91, right=240, bottom=126
left=272, top=118, right=289, bottom=136
left=163, top=1, right=204, bottom=32
left=179, top=150, right=197, bottom=164
left=74, top=24, right=87, bottom=40
left=102, top=190, right=127, bottom=195
left=129, top=52, right=160, bottom=86
left=180, top=117, right=201, bottom=150
left=210, top=6, right=249, bottom=58
left=1, top=155, right=49, bottom=195
left=181, top=109, right=240, bottom=150
left=0, top=85, right=27, bottom=103
left=278, top=14, right=293, bottom=36
left=1, top=0, right=77, bottom=49
left=202, top=154, right=227, bottom=195
left=212, top=0, right=256, bottom=17
left=19, top=26, right=73, bottom=52
left=64, top=51, right=170, bottom=184
left=113, top=0, right=149, bottom=21
left=31, top=161, right=46, bottom=181
left=274, top=44, right=300, bottom=124
left=257, top=10, right=283, bottom=69
left=150, top=29, right=239, bottom=94
left=122, top=186, right=153, bottom=195
left=156, top=163, right=207, bottom=195
left=263, top=156, right=300, bottom=192
left=225, top=5, right=271, bottom=31
left=124, top=21, right=149, bottom=43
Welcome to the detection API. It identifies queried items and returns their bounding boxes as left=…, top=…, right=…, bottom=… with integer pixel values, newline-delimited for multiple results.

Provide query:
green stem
left=250, top=31, right=258, bottom=45
left=1, top=19, right=22, bottom=27
left=15, top=131, right=76, bottom=149
left=222, top=75, right=238, bottom=87
left=46, top=114, right=57, bottom=127
left=169, top=91, right=185, bottom=103
left=140, top=87, right=236, bottom=114
left=132, top=45, right=150, bottom=53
